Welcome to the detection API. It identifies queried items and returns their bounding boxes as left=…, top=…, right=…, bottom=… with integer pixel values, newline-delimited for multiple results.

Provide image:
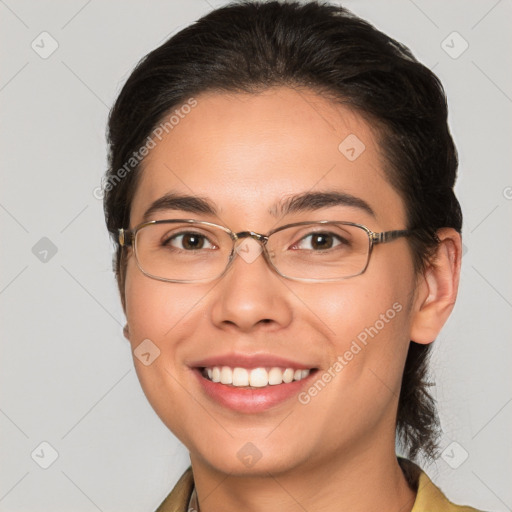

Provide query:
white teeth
left=212, top=367, right=221, bottom=383
left=220, top=366, right=232, bottom=384
left=202, top=366, right=312, bottom=387
left=249, top=368, right=268, bottom=387
left=268, top=367, right=283, bottom=385
left=282, top=368, right=294, bottom=383
left=232, top=367, right=249, bottom=386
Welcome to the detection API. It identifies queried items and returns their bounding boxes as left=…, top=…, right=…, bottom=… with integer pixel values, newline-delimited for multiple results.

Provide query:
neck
left=189, top=442, right=416, bottom=512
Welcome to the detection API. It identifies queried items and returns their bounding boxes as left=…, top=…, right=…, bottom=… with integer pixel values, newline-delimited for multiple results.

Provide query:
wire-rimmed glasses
left=118, top=219, right=411, bottom=283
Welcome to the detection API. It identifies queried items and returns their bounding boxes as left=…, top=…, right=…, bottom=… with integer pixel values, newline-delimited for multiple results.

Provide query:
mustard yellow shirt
left=155, top=460, right=481, bottom=512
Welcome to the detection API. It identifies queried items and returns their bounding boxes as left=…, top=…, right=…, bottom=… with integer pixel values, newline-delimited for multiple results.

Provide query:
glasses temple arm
left=372, top=229, right=411, bottom=244
left=118, top=228, right=135, bottom=246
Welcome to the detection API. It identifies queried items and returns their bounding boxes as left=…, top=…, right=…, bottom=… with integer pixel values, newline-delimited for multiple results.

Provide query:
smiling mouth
left=200, top=366, right=318, bottom=389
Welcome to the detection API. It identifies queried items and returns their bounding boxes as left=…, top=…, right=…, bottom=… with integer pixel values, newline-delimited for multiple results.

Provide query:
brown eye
left=294, top=232, right=346, bottom=251
left=164, top=232, right=215, bottom=250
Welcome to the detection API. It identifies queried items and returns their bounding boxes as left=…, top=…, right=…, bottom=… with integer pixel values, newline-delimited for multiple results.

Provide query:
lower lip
left=192, top=368, right=317, bottom=413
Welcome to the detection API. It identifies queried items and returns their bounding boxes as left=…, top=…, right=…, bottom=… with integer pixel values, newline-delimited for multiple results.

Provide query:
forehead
left=130, top=86, right=406, bottom=228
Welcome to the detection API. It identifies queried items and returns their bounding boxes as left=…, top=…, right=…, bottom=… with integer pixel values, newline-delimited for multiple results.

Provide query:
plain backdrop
left=1, top=1, right=511, bottom=511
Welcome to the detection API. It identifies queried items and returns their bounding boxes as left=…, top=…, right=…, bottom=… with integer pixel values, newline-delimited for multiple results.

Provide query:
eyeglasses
left=118, top=219, right=411, bottom=283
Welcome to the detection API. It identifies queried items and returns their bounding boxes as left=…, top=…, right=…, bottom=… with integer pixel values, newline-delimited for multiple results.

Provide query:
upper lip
left=189, top=353, right=318, bottom=370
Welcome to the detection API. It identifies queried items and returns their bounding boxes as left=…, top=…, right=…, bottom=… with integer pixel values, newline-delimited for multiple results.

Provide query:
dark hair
left=104, top=0, right=462, bottom=461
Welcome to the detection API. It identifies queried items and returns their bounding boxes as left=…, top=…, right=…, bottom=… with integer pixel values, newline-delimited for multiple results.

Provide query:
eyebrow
left=142, top=190, right=375, bottom=223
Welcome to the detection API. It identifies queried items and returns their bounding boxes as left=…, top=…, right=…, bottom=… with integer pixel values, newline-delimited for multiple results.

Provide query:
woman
left=102, top=1, right=480, bottom=510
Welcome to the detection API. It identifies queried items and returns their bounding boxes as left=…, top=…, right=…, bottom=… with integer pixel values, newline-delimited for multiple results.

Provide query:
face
left=124, top=86, right=420, bottom=476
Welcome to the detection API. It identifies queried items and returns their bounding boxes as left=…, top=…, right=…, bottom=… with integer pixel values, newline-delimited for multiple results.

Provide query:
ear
left=410, top=228, right=462, bottom=344
left=123, top=323, right=131, bottom=341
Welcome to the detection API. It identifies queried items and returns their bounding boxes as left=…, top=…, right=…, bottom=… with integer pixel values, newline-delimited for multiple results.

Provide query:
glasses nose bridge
left=233, top=230, right=269, bottom=247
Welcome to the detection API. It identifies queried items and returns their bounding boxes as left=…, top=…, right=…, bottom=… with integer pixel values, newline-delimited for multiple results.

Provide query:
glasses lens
left=135, top=222, right=232, bottom=281
left=268, top=223, right=370, bottom=280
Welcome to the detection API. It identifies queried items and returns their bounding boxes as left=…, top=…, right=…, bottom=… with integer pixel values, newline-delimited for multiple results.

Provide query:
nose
left=210, top=237, right=293, bottom=333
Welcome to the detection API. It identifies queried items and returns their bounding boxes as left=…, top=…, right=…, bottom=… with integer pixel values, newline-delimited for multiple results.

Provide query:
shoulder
left=154, top=466, right=194, bottom=512
left=400, top=459, right=484, bottom=512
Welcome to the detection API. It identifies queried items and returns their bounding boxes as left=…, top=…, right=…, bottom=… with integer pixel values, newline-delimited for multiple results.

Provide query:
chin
left=193, top=447, right=306, bottom=477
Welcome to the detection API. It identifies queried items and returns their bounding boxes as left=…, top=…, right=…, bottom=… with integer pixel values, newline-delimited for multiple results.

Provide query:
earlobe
left=410, top=228, right=462, bottom=344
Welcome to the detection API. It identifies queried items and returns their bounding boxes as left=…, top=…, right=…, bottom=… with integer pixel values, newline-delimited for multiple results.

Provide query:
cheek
left=124, top=256, right=203, bottom=344
left=123, top=264, right=211, bottom=438
left=304, top=255, right=414, bottom=388
left=123, top=260, right=194, bottom=378
left=309, top=273, right=411, bottom=350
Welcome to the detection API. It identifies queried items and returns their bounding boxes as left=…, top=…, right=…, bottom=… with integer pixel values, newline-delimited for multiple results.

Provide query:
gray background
left=1, top=0, right=511, bottom=510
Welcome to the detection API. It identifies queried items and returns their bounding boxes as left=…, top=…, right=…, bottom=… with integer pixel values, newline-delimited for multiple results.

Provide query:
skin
left=122, top=86, right=461, bottom=512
